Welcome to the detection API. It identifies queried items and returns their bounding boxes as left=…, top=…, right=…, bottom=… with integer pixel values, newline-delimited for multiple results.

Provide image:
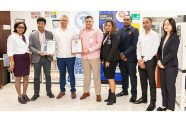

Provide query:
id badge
left=107, top=39, right=111, bottom=44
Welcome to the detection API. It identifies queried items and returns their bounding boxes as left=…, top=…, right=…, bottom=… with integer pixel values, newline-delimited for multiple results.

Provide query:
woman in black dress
left=7, top=22, right=31, bottom=104
left=157, top=18, right=180, bottom=111
left=100, top=20, right=120, bottom=105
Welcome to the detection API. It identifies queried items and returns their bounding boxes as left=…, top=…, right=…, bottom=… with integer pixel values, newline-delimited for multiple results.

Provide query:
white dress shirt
left=38, top=31, right=45, bottom=52
left=162, top=38, right=168, bottom=59
left=7, top=33, right=29, bottom=56
left=137, top=29, right=160, bottom=62
left=53, top=27, right=78, bottom=58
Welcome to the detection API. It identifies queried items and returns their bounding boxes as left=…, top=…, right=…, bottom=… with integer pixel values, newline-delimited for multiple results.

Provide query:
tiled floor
left=0, top=83, right=180, bottom=111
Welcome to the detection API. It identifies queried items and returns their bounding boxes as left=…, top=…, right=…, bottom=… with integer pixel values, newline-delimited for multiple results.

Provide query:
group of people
left=7, top=14, right=180, bottom=111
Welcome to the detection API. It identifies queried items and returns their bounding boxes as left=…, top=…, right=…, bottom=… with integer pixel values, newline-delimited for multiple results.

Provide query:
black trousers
left=33, top=57, right=52, bottom=95
left=160, top=67, right=178, bottom=110
left=138, top=57, right=157, bottom=104
left=119, top=61, right=137, bottom=97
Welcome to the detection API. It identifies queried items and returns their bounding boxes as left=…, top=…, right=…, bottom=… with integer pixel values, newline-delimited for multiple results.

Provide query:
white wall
left=10, top=11, right=99, bottom=36
left=11, top=11, right=52, bottom=36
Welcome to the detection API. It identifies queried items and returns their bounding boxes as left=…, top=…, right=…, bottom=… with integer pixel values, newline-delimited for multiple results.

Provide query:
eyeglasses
left=17, top=26, right=25, bottom=29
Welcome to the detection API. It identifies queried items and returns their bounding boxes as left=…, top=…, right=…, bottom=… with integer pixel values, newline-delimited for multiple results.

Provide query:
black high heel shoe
left=104, top=89, right=111, bottom=102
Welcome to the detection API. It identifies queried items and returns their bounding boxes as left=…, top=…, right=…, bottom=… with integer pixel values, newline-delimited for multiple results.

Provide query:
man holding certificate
left=80, top=16, right=103, bottom=102
left=53, top=15, right=78, bottom=99
left=29, top=17, right=55, bottom=101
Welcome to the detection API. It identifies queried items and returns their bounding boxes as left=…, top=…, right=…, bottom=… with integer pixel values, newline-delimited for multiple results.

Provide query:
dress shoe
left=31, top=94, right=40, bottom=101
left=56, top=92, right=65, bottom=99
left=47, top=92, right=55, bottom=98
left=18, top=96, right=27, bottom=104
left=134, top=97, right=147, bottom=104
left=96, top=95, right=102, bottom=102
left=129, top=96, right=137, bottom=103
left=157, top=107, right=167, bottom=111
left=107, top=93, right=116, bottom=105
left=146, top=104, right=156, bottom=111
left=71, top=92, right=76, bottom=99
left=116, top=90, right=128, bottom=97
left=104, top=89, right=111, bottom=102
left=80, top=93, right=90, bottom=100
left=22, top=95, right=30, bottom=102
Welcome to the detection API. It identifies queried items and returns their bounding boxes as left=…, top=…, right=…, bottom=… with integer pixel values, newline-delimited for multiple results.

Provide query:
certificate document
left=44, top=40, right=56, bottom=55
left=72, top=39, right=82, bottom=54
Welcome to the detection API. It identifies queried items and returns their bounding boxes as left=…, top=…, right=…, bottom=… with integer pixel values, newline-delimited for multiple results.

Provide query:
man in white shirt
left=135, top=17, right=160, bottom=111
left=53, top=15, right=78, bottom=99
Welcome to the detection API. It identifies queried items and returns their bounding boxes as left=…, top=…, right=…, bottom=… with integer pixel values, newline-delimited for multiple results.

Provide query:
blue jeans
left=57, top=57, right=76, bottom=92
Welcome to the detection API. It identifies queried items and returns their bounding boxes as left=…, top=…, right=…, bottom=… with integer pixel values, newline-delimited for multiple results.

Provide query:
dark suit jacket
left=158, top=34, right=180, bottom=67
left=119, top=26, right=139, bottom=62
left=100, top=31, right=120, bottom=62
left=29, top=30, right=54, bottom=63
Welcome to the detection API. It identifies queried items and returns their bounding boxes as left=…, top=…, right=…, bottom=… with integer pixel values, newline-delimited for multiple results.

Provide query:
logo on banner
left=115, top=11, right=129, bottom=22
left=74, top=11, right=91, bottom=29
left=31, top=11, right=41, bottom=19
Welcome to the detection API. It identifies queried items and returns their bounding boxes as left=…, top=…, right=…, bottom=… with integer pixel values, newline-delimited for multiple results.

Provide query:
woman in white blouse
left=7, top=22, right=30, bottom=104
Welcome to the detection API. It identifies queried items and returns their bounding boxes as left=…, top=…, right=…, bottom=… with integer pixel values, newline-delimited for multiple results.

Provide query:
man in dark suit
left=29, top=17, right=55, bottom=101
left=116, top=15, right=139, bottom=103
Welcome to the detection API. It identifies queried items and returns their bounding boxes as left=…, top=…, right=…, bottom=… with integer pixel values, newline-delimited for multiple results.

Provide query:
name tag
left=128, top=31, right=132, bottom=35
left=89, top=38, right=93, bottom=43
left=107, top=39, right=111, bottom=44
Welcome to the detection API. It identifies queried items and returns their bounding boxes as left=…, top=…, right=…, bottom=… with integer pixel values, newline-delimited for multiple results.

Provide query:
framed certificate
left=44, top=40, right=56, bottom=55
left=72, top=39, right=82, bottom=54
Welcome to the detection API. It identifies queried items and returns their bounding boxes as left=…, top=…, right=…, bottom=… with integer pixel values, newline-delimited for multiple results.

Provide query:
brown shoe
left=80, top=93, right=90, bottom=100
left=18, top=96, right=27, bottom=104
left=71, top=92, right=76, bottom=99
left=56, top=92, right=65, bottom=99
left=96, top=95, right=102, bottom=102
left=22, top=95, right=30, bottom=102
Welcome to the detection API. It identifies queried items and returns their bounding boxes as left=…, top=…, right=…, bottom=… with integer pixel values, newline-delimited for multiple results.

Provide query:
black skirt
left=13, top=53, right=30, bottom=77
left=103, top=60, right=118, bottom=79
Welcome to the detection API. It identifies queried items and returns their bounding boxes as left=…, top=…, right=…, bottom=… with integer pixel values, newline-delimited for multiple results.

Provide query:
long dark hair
left=105, top=20, right=118, bottom=34
left=162, top=18, right=177, bottom=40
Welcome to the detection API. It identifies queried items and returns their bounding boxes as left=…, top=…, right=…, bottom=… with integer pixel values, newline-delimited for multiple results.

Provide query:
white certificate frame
left=71, top=39, right=82, bottom=54
left=45, top=40, right=56, bottom=55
